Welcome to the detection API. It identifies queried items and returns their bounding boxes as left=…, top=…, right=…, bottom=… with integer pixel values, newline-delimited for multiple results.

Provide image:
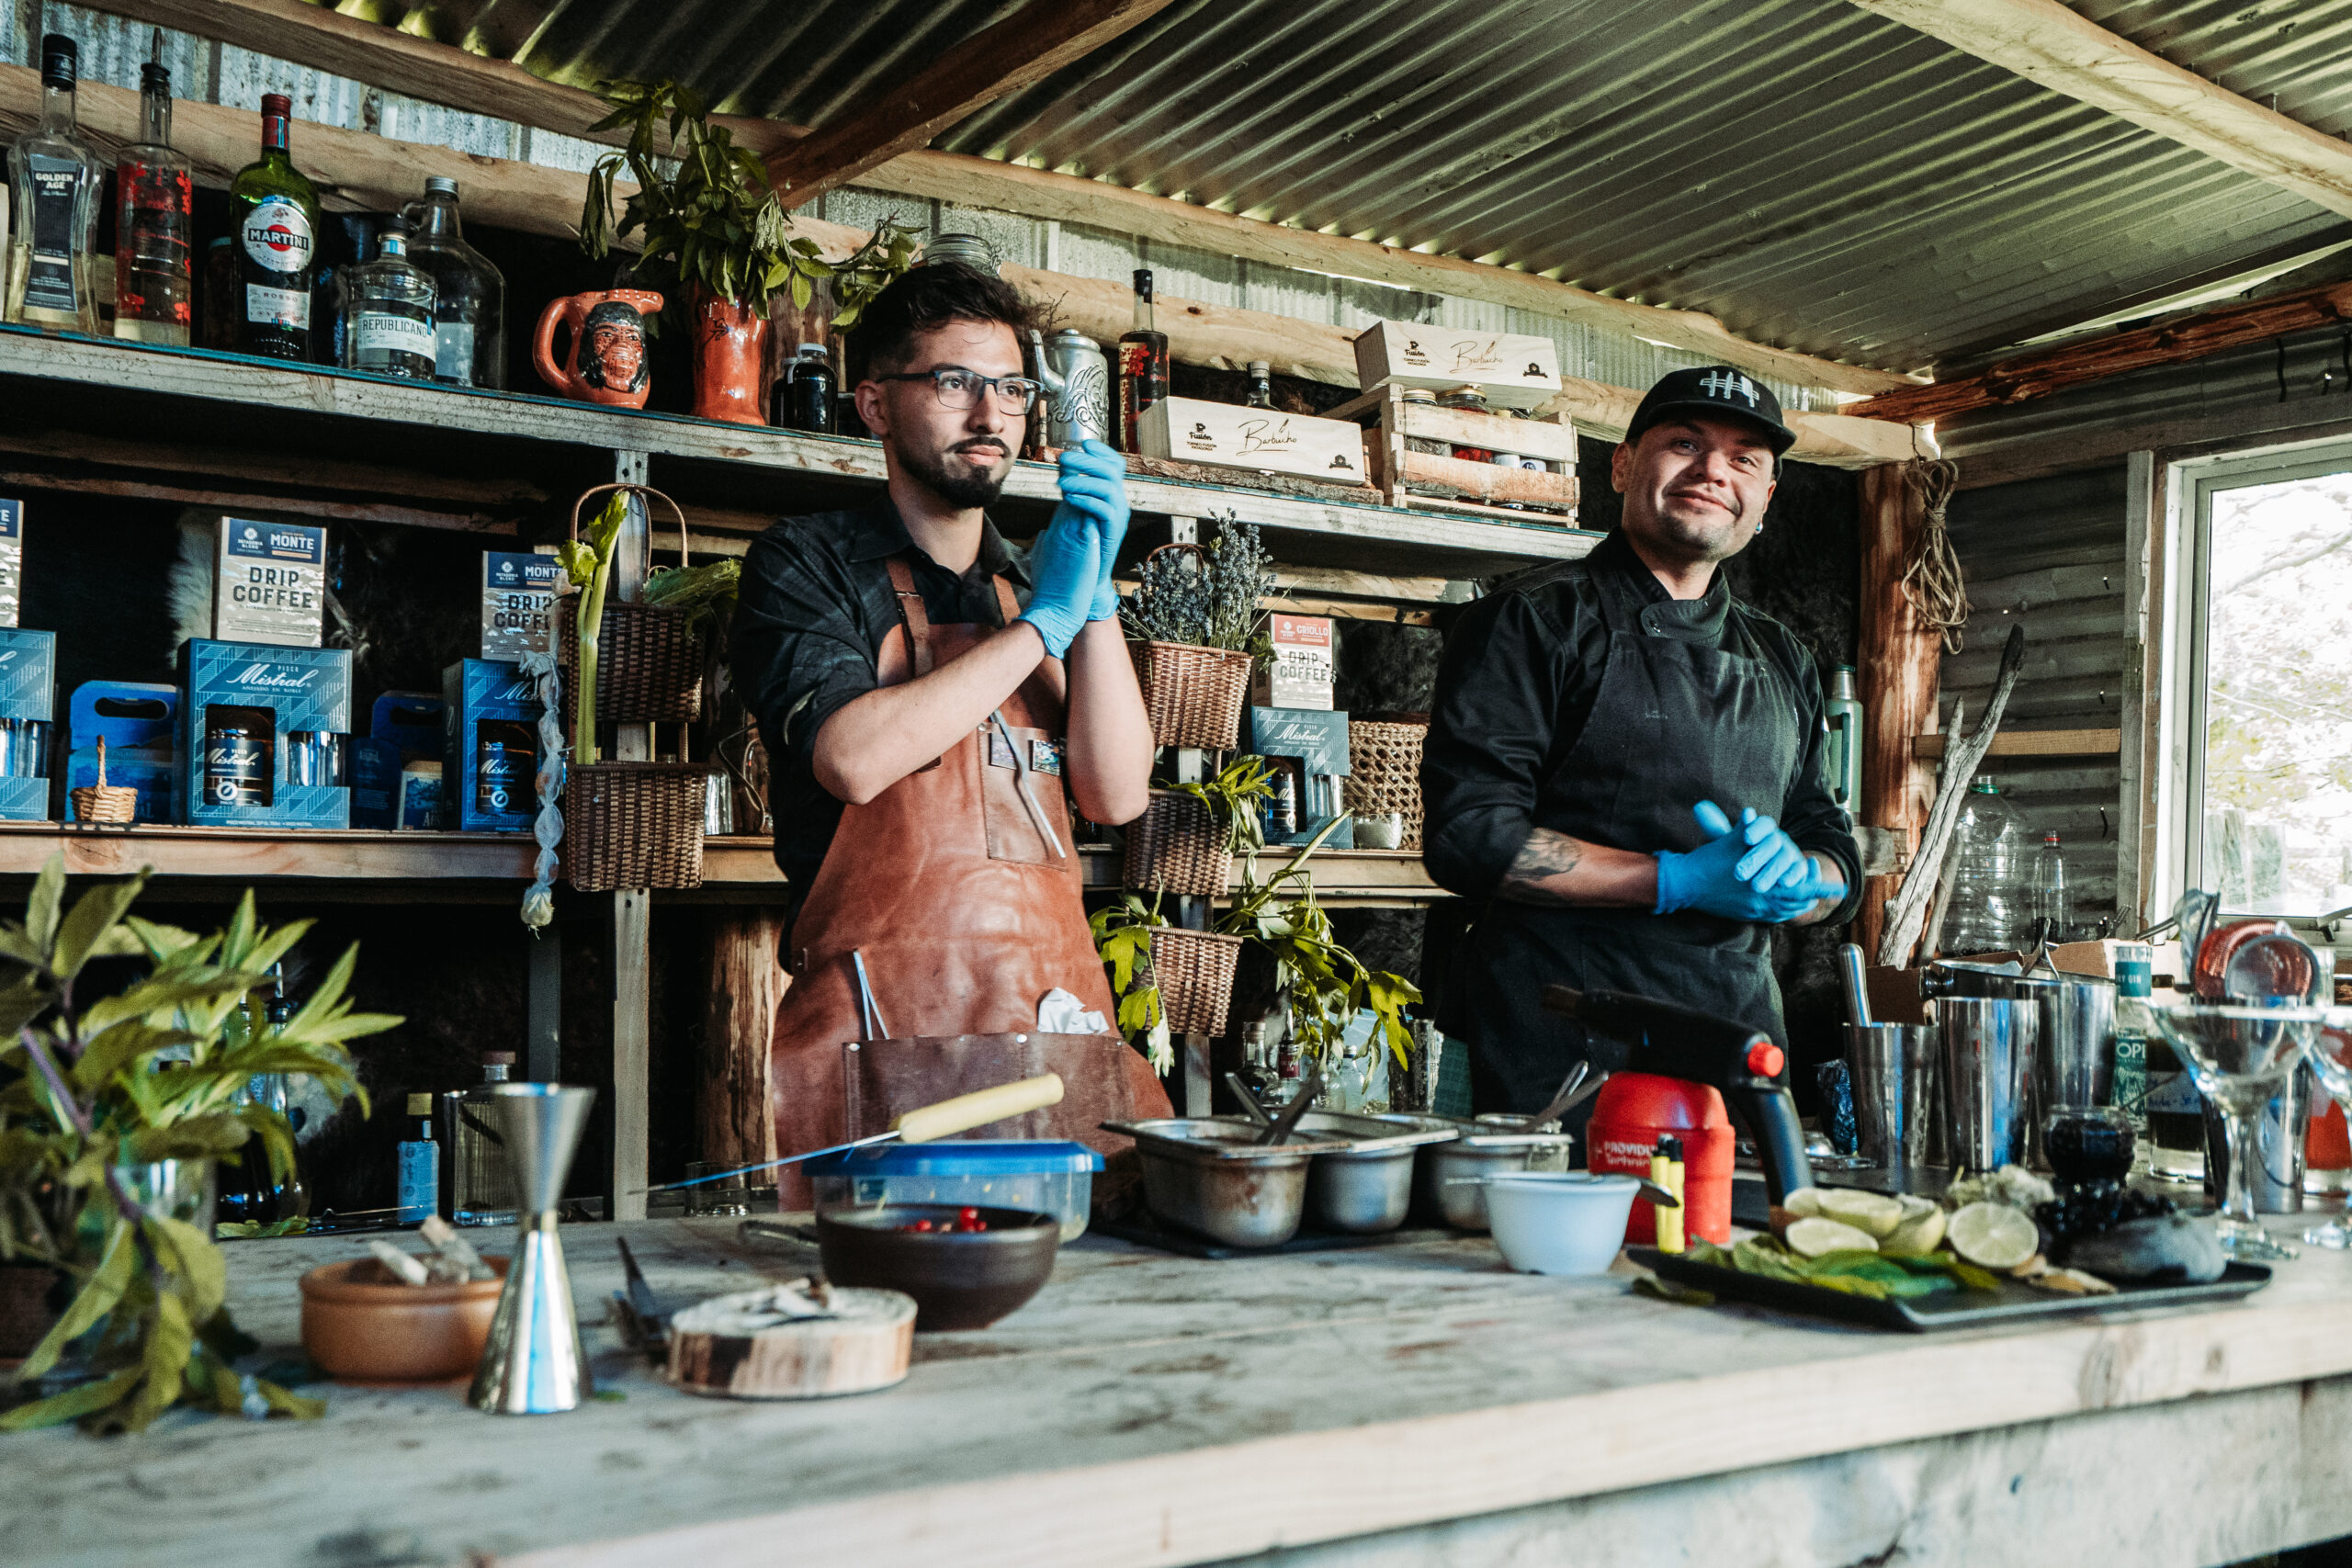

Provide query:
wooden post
left=703, top=912, right=788, bottom=1172
left=1855, top=465, right=1940, bottom=963
left=610, top=451, right=653, bottom=1221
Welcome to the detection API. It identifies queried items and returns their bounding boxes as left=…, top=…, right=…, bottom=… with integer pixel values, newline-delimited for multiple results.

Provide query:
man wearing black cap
left=1419, top=366, right=1863, bottom=1116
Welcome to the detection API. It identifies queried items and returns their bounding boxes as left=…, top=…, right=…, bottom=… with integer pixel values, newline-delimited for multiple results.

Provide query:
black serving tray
left=1627, top=1247, right=2270, bottom=1332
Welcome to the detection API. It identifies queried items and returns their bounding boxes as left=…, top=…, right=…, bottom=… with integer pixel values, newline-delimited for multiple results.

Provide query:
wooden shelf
left=1913, top=728, right=2122, bottom=760
left=0, top=326, right=1602, bottom=580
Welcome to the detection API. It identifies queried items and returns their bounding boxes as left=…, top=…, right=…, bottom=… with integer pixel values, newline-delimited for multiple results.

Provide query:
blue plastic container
left=803, top=1140, right=1103, bottom=1240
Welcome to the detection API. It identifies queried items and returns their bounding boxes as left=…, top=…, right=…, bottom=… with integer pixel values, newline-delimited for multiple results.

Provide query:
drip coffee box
left=481, top=550, right=561, bottom=660
left=214, top=518, right=325, bottom=648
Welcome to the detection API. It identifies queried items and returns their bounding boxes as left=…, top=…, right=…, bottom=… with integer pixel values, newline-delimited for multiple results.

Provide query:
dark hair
left=850, top=261, right=1034, bottom=380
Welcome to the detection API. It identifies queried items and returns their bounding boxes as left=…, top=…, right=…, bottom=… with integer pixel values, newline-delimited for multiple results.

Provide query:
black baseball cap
left=1624, top=365, right=1797, bottom=457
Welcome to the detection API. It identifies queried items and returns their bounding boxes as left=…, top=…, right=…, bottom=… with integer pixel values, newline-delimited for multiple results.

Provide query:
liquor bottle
left=395, top=1092, right=438, bottom=1224
left=772, top=343, right=835, bottom=432
left=5, top=35, right=104, bottom=336
left=2111, top=942, right=2152, bottom=1145
left=403, top=176, right=505, bottom=388
left=2142, top=971, right=2206, bottom=1184
left=1116, top=268, right=1168, bottom=451
left=441, top=1050, right=519, bottom=1226
left=231, top=93, right=322, bottom=360
left=114, top=32, right=194, bottom=345
left=1244, top=359, right=1273, bottom=409
left=339, top=213, right=436, bottom=378
left=220, top=980, right=308, bottom=1226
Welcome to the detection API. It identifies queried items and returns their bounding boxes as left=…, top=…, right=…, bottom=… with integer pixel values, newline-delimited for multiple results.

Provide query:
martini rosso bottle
left=231, top=93, right=322, bottom=360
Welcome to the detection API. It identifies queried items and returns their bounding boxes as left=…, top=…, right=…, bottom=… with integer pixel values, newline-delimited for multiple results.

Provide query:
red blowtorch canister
left=1586, top=1072, right=1734, bottom=1244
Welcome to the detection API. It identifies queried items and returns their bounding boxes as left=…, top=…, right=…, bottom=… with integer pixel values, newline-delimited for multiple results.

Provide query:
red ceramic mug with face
left=534, top=288, right=663, bottom=409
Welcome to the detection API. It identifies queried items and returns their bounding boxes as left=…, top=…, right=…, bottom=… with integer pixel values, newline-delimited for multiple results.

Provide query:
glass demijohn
left=115, top=32, right=194, bottom=344
left=339, top=214, right=436, bottom=378
left=403, top=176, right=505, bottom=388
left=6, top=35, right=104, bottom=336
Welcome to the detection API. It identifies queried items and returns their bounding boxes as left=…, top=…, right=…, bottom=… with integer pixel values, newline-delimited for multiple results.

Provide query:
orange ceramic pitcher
left=534, top=288, right=663, bottom=409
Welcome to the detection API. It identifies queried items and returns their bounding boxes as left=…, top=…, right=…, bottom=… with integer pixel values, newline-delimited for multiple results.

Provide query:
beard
left=897, top=434, right=1011, bottom=509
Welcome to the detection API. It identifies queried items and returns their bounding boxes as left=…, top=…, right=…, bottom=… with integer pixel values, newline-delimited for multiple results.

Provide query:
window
left=2175, top=443, right=2352, bottom=918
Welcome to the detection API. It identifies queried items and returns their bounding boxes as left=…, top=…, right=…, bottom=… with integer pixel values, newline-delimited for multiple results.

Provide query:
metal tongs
left=991, top=708, right=1064, bottom=859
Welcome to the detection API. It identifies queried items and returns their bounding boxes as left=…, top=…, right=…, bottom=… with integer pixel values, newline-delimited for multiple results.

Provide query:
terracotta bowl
left=300, top=1256, right=508, bottom=1382
left=815, top=1205, right=1059, bottom=1331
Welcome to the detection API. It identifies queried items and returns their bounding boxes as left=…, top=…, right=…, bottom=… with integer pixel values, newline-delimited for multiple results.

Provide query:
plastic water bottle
left=2030, top=829, right=2070, bottom=943
left=1944, top=778, right=2026, bottom=955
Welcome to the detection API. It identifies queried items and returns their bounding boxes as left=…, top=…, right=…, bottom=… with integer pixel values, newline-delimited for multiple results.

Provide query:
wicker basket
left=562, top=760, right=707, bottom=892
left=1124, top=790, right=1228, bottom=898
left=70, top=736, right=137, bottom=825
left=1148, top=926, right=1246, bottom=1037
left=1130, top=639, right=1254, bottom=750
left=1344, top=719, right=1428, bottom=852
left=556, top=483, right=705, bottom=725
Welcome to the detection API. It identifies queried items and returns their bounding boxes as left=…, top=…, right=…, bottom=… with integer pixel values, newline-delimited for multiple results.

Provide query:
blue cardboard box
left=350, top=691, right=445, bottom=829
left=0, top=627, right=54, bottom=821
left=1244, top=705, right=1353, bottom=849
left=175, top=640, right=352, bottom=829
left=64, top=681, right=177, bottom=825
left=441, top=660, right=540, bottom=833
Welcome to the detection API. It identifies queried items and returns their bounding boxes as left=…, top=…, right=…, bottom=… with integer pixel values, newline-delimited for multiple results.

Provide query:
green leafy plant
left=1089, top=889, right=1168, bottom=1069
left=0, top=860, right=400, bottom=1433
left=1168, top=754, right=1276, bottom=860
left=558, top=492, right=628, bottom=767
left=640, top=557, right=741, bottom=639
left=578, top=78, right=921, bottom=321
left=1120, top=517, right=1275, bottom=656
left=1689, top=1237, right=2002, bottom=1301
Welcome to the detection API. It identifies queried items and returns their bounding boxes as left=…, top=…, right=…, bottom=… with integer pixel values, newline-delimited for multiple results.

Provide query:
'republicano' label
left=355, top=312, right=434, bottom=359
left=240, top=195, right=312, bottom=274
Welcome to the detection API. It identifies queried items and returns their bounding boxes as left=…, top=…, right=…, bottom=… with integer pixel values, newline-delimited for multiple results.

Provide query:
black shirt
left=1420, top=529, right=1862, bottom=918
left=730, top=502, right=1032, bottom=928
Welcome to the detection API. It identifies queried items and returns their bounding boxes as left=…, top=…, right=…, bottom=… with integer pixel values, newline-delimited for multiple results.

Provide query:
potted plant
left=579, top=79, right=922, bottom=424
left=1120, top=518, right=1275, bottom=750
left=1123, top=753, right=1275, bottom=899
left=0, top=858, right=399, bottom=1433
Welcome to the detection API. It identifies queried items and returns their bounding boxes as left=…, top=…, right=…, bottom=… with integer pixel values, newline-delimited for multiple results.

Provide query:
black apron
left=1447, top=559, right=1806, bottom=1117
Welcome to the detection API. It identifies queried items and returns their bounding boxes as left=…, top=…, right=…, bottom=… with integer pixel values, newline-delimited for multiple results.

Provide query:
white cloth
left=1037, top=987, right=1109, bottom=1036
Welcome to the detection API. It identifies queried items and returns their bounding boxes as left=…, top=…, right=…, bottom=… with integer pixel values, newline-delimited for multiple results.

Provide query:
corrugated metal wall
left=1940, top=466, right=2131, bottom=918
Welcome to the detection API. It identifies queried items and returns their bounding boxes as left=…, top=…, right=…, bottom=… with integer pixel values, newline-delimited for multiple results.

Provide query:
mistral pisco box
left=441, top=659, right=540, bottom=832
left=0, top=498, right=24, bottom=629
left=175, top=639, right=352, bottom=829
left=214, top=518, right=327, bottom=648
left=0, top=627, right=56, bottom=820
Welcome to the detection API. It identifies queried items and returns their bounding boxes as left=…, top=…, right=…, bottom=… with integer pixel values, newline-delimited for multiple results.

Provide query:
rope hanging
left=518, top=649, right=567, bottom=931
left=1900, top=457, right=1971, bottom=654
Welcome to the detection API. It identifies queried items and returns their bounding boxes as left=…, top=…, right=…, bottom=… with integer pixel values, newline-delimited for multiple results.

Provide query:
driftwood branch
left=1876, top=625, right=2029, bottom=965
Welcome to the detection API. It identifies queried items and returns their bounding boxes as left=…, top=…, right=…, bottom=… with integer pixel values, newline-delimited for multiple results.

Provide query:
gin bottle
left=6, top=35, right=104, bottom=336
left=232, top=94, right=322, bottom=360
left=403, top=176, right=505, bottom=388
left=340, top=215, right=437, bottom=378
left=115, top=33, right=195, bottom=345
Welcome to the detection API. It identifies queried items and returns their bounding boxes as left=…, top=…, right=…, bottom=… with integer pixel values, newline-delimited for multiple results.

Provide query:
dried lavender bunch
left=1122, top=516, right=1274, bottom=654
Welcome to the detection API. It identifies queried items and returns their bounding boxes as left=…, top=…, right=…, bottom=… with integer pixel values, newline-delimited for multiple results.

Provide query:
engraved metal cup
left=1029, top=327, right=1110, bottom=448
left=469, top=1083, right=596, bottom=1416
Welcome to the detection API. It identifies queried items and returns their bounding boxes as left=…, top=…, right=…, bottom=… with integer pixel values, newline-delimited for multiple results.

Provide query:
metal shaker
left=1029, top=327, right=1111, bottom=449
left=1935, top=997, right=2037, bottom=1173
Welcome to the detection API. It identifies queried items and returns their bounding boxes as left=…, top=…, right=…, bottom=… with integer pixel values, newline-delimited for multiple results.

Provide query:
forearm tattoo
left=1501, top=829, right=1586, bottom=907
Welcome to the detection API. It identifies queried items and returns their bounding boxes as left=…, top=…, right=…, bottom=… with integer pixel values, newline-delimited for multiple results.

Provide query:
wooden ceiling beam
left=759, top=0, right=1182, bottom=209
left=1848, top=276, right=2352, bottom=425
left=1847, top=0, right=2352, bottom=220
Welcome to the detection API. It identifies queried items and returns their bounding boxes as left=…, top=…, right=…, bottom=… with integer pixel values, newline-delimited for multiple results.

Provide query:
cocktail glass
left=2301, top=1011, right=2352, bottom=1250
left=2147, top=1006, right=2323, bottom=1263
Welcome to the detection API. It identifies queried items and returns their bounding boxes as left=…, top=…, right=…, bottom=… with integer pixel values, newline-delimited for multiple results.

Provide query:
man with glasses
left=735, top=261, right=1168, bottom=1193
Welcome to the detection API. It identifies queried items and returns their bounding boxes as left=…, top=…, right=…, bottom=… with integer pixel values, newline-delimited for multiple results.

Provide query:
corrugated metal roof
left=253, top=0, right=2352, bottom=373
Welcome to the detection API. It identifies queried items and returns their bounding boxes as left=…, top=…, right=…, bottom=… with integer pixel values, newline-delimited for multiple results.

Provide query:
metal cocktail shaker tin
left=1029, top=328, right=1110, bottom=449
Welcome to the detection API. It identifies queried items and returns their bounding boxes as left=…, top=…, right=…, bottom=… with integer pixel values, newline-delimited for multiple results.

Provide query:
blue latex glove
left=1654, top=800, right=1834, bottom=923
left=1055, top=439, right=1132, bottom=621
left=1018, top=504, right=1100, bottom=659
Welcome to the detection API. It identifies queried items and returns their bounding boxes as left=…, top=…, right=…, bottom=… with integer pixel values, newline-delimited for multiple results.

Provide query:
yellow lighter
left=1650, top=1134, right=1686, bottom=1254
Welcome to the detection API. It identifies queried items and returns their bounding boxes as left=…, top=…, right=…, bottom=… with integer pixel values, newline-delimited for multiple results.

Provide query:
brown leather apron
left=767, top=558, right=1170, bottom=1203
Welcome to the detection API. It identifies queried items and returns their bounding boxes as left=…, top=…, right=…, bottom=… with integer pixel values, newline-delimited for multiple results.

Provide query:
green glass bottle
left=229, top=93, right=320, bottom=360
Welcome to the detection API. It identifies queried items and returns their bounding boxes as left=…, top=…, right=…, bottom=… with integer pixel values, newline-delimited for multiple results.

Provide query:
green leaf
left=254, top=1377, right=325, bottom=1420
left=25, top=853, right=63, bottom=957
left=0, top=1367, right=139, bottom=1429
left=148, top=1215, right=227, bottom=1324
left=0, top=924, right=50, bottom=969
left=119, top=1114, right=249, bottom=1164
left=789, top=271, right=813, bottom=310
left=21, top=1221, right=131, bottom=1377
left=121, top=1288, right=195, bottom=1432
left=72, top=1021, right=199, bottom=1092
left=52, top=874, right=151, bottom=984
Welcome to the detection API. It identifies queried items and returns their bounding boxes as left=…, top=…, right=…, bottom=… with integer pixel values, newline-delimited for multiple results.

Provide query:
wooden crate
left=1326, top=385, right=1579, bottom=523
left=1136, top=396, right=1375, bottom=488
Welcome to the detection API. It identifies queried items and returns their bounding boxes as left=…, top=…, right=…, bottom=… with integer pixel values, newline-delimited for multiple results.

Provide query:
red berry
left=959, top=1207, right=979, bottom=1223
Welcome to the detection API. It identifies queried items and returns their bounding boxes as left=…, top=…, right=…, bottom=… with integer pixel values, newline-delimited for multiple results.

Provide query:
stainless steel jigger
left=469, top=1083, right=597, bottom=1416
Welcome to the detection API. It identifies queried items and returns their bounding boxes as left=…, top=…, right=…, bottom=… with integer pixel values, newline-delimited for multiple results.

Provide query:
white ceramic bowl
left=1481, top=1172, right=1640, bottom=1275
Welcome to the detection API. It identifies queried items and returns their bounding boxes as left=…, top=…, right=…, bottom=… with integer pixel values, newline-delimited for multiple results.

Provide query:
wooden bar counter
left=10, top=1217, right=2352, bottom=1567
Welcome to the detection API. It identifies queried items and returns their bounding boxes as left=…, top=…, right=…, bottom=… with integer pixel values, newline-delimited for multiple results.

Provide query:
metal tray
left=1627, top=1247, right=2270, bottom=1332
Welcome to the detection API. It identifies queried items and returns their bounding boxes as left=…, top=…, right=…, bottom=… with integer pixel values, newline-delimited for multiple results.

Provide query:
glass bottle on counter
left=2141, top=977, right=2207, bottom=1184
left=2111, top=942, right=2152, bottom=1145
left=1116, top=268, right=1168, bottom=451
left=340, top=213, right=436, bottom=378
left=231, top=93, right=322, bottom=361
left=1245, top=359, right=1273, bottom=409
left=219, top=978, right=308, bottom=1227
left=404, top=176, right=505, bottom=388
left=2030, top=830, right=2071, bottom=944
left=395, top=1092, right=438, bottom=1224
left=5, top=35, right=104, bottom=337
left=442, top=1050, right=520, bottom=1226
left=114, top=33, right=195, bottom=345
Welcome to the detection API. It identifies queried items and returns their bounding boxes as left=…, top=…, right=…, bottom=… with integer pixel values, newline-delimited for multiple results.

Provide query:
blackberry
left=2033, top=1179, right=2179, bottom=1263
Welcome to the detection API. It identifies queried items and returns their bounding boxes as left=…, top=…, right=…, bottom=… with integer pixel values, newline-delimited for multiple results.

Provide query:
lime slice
left=1781, top=1187, right=1826, bottom=1218
left=1882, top=1197, right=1947, bottom=1257
left=1948, top=1201, right=2040, bottom=1269
left=1785, top=1217, right=1878, bottom=1258
left=1817, top=1190, right=1905, bottom=1239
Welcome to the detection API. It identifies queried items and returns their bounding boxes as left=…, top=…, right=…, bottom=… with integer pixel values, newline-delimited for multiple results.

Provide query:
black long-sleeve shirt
left=1420, top=530, right=1862, bottom=921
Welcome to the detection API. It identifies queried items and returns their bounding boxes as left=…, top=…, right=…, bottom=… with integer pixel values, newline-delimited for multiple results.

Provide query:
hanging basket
left=556, top=482, right=705, bottom=725
left=1126, top=544, right=1258, bottom=751
left=1344, top=719, right=1429, bottom=852
left=1124, top=790, right=1228, bottom=898
left=69, top=736, right=138, bottom=826
left=1148, top=926, right=1245, bottom=1038
left=562, top=754, right=706, bottom=892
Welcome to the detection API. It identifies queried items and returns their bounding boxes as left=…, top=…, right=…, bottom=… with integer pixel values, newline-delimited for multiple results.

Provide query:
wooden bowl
left=815, top=1205, right=1059, bottom=1331
left=299, top=1256, right=508, bottom=1382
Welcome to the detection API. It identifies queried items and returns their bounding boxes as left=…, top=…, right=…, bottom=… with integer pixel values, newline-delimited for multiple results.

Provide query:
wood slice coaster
left=665, top=1279, right=915, bottom=1399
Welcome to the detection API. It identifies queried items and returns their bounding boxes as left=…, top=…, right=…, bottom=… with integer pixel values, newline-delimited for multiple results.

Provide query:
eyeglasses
left=875, top=366, right=1043, bottom=414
